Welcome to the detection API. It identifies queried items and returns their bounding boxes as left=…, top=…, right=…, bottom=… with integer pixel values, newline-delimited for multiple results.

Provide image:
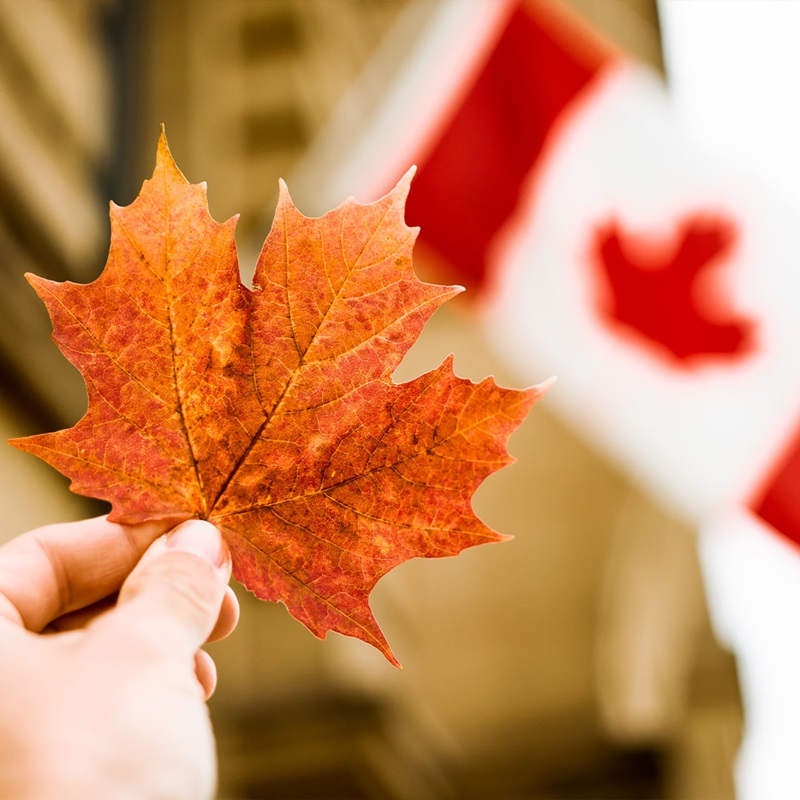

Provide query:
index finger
left=0, top=515, right=186, bottom=631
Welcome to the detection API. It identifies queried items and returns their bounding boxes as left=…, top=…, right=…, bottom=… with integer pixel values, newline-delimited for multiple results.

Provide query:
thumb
left=107, top=520, right=231, bottom=660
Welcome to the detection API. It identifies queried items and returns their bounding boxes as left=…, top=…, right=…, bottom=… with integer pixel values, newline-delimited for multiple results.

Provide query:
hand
left=0, top=515, right=239, bottom=800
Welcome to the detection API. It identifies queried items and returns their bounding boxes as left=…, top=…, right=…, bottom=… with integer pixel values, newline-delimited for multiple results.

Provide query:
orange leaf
left=11, top=131, right=548, bottom=666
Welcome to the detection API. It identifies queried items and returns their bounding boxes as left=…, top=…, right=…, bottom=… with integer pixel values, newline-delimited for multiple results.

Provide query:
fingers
left=0, top=515, right=184, bottom=631
left=101, top=520, right=233, bottom=662
left=207, top=586, right=239, bottom=643
left=46, top=595, right=118, bottom=633
left=47, top=585, right=240, bottom=643
left=194, top=649, right=218, bottom=700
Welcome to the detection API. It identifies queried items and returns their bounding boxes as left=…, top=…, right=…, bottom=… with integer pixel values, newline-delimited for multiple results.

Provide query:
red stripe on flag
left=751, top=428, right=800, bottom=548
left=405, top=0, right=614, bottom=291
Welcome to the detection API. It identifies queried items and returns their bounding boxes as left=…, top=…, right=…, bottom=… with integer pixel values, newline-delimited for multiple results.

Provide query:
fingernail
left=166, top=520, right=228, bottom=568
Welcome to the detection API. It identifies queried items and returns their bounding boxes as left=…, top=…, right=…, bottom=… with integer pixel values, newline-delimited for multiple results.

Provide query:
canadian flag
left=298, top=0, right=800, bottom=796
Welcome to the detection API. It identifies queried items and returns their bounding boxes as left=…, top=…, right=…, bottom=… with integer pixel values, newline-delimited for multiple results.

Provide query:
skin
left=0, top=515, right=240, bottom=800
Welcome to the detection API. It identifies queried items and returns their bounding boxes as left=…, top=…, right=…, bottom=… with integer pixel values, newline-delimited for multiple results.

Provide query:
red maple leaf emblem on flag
left=591, top=214, right=756, bottom=366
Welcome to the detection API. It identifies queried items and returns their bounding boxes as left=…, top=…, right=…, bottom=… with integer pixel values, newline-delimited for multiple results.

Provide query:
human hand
left=0, top=515, right=239, bottom=800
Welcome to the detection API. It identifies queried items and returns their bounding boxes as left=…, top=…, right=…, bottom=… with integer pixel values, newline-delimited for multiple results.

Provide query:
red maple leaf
left=10, top=132, right=546, bottom=666
left=592, top=214, right=755, bottom=366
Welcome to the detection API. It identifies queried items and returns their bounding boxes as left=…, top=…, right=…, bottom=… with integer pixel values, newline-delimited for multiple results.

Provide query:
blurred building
left=0, top=1, right=741, bottom=798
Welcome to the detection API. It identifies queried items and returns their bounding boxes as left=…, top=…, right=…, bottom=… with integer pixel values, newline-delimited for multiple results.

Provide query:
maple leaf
left=10, top=132, right=546, bottom=666
left=592, top=214, right=755, bottom=366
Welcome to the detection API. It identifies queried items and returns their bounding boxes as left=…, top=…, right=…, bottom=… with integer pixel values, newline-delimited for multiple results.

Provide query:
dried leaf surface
left=12, top=133, right=546, bottom=665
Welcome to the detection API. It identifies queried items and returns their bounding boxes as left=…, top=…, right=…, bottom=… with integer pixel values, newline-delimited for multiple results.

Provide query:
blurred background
left=0, top=1, right=744, bottom=798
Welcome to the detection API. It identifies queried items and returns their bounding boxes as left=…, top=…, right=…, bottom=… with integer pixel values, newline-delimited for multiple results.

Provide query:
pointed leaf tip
left=275, top=178, right=294, bottom=209
left=389, top=167, right=416, bottom=204
left=154, top=127, right=186, bottom=183
left=156, top=125, right=170, bottom=160
left=398, top=164, right=417, bottom=188
left=537, top=375, right=557, bottom=396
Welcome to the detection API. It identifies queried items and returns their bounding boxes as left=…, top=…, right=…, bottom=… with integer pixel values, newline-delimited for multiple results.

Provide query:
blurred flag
left=657, top=4, right=800, bottom=797
left=302, top=1, right=800, bottom=796
left=323, top=0, right=800, bottom=543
